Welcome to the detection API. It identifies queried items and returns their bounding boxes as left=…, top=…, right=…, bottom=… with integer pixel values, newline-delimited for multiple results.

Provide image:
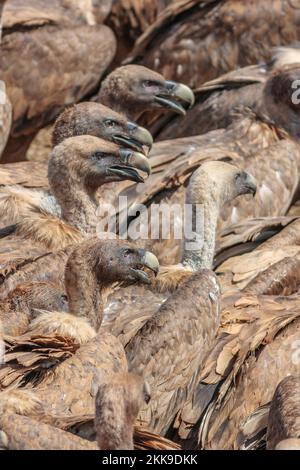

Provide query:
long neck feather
left=49, top=162, right=98, bottom=235
left=182, top=179, right=220, bottom=271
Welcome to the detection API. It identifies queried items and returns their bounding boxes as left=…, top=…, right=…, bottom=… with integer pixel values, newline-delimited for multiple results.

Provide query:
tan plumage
left=275, top=439, right=300, bottom=450
left=217, top=218, right=300, bottom=294
left=0, top=413, right=97, bottom=450
left=126, top=270, right=221, bottom=435
left=214, top=215, right=299, bottom=268
left=0, top=0, right=116, bottom=162
left=127, top=0, right=300, bottom=89
left=266, top=376, right=300, bottom=450
left=205, top=315, right=300, bottom=450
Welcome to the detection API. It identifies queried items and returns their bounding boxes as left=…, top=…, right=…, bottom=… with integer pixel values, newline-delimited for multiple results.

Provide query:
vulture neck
left=182, top=187, right=220, bottom=271
left=50, top=173, right=98, bottom=235
left=65, top=257, right=104, bottom=331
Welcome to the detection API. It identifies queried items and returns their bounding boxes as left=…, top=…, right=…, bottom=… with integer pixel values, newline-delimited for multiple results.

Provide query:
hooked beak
left=129, top=250, right=160, bottom=285
left=154, top=81, right=195, bottom=115
left=107, top=149, right=151, bottom=183
left=243, top=173, right=257, bottom=197
left=113, top=123, right=153, bottom=154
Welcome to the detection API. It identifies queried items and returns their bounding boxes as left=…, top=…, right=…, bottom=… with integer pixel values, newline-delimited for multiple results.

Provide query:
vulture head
left=187, top=161, right=257, bottom=207
left=95, top=372, right=151, bottom=450
left=48, top=135, right=151, bottom=197
left=65, top=239, right=159, bottom=330
left=98, top=65, right=195, bottom=119
left=76, top=238, right=160, bottom=288
left=263, top=65, right=300, bottom=141
left=52, top=102, right=153, bottom=154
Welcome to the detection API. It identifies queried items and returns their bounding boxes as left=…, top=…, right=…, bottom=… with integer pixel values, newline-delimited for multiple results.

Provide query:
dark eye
left=92, top=151, right=103, bottom=160
left=235, top=172, right=242, bottom=180
left=105, top=119, right=118, bottom=127
left=123, top=248, right=134, bottom=257
left=143, top=80, right=159, bottom=88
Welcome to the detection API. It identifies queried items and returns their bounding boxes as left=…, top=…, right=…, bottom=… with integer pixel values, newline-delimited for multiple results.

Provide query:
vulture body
left=0, top=281, right=67, bottom=336
left=0, top=0, right=117, bottom=162
left=103, top=163, right=256, bottom=435
left=217, top=217, right=300, bottom=294
left=0, top=136, right=151, bottom=299
left=204, top=313, right=300, bottom=450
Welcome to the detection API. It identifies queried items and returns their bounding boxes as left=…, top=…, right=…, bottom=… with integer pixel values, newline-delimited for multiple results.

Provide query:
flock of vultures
left=0, top=0, right=300, bottom=452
